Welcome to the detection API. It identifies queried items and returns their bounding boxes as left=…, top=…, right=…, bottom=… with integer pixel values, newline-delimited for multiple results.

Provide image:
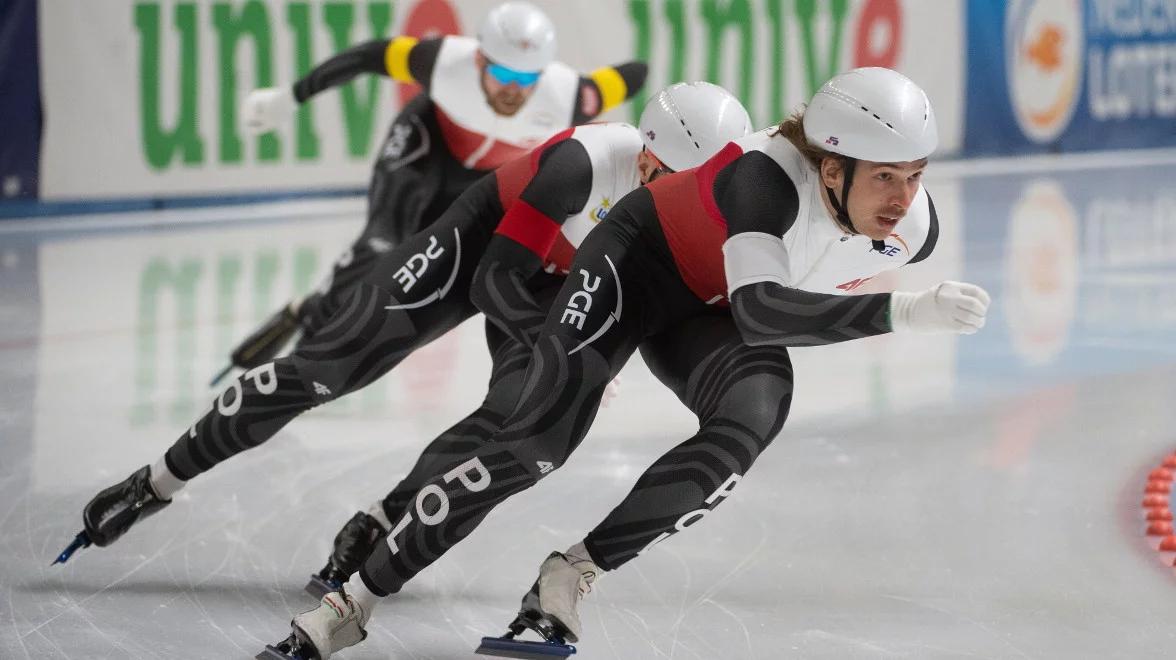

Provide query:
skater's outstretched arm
left=572, top=61, right=648, bottom=123
left=470, top=139, right=593, bottom=346
left=293, top=36, right=442, bottom=102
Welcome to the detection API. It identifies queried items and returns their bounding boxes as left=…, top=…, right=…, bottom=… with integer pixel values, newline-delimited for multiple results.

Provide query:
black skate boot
left=305, top=511, right=389, bottom=599
left=210, top=301, right=303, bottom=386
left=54, top=465, right=171, bottom=565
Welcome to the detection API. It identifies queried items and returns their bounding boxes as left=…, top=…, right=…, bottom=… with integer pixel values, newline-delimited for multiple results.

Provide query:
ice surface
left=3, top=154, right=1176, bottom=658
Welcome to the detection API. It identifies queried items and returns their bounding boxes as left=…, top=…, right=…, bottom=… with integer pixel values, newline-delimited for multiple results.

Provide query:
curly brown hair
left=771, top=106, right=837, bottom=171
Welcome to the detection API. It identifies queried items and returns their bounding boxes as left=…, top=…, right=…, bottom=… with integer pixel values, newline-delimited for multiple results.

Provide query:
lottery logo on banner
left=1005, top=0, right=1084, bottom=143
left=965, top=0, right=1176, bottom=155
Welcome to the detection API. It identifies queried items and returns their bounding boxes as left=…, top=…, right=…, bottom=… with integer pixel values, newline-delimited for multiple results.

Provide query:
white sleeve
left=722, top=231, right=791, bottom=296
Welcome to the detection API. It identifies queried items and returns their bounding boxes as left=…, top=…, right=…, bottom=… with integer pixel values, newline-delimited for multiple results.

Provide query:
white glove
left=241, top=86, right=297, bottom=135
left=601, top=375, right=622, bottom=408
left=889, top=281, right=990, bottom=334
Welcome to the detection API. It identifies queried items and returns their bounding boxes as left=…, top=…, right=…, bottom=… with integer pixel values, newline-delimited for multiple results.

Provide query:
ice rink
left=3, top=151, right=1175, bottom=659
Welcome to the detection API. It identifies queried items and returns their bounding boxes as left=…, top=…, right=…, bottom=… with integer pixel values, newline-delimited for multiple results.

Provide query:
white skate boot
left=257, top=589, right=368, bottom=660
left=475, top=544, right=600, bottom=658
left=535, top=544, right=599, bottom=643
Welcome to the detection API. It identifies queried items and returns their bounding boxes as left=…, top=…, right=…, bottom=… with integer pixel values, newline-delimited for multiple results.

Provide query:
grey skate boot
left=257, top=589, right=369, bottom=660
left=534, top=545, right=599, bottom=643
left=476, top=544, right=600, bottom=658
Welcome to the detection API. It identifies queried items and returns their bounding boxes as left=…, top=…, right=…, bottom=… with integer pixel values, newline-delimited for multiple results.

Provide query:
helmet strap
left=823, top=157, right=858, bottom=235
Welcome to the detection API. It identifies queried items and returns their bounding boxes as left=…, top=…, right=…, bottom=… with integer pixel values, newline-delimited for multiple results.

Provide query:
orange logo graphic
left=1024, top=24, right=1064, bottom=72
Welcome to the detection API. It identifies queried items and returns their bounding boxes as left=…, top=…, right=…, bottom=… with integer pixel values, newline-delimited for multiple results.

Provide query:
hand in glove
left=601, top=375, right=622, bottom=408
left=241, top=87, right=297, bottom=135
left=889, top=281, right=990, bottom=334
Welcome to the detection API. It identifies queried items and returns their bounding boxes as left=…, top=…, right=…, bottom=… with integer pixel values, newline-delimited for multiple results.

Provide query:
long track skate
left=476, top=601, right=576, bottom=659
left=53, top=465, right=170, bottom=565
left=256, top=630, right=320, bottom=660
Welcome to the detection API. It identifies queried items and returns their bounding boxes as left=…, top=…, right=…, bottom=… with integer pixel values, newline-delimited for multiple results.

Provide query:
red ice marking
left=1147, top=508, right=1174, bottom=522
left=1136, top=453, right=1176, bottom=573
left=1144, top=494, right=1168, bottom=507
left=1146, top=481, right=1172, bottom=494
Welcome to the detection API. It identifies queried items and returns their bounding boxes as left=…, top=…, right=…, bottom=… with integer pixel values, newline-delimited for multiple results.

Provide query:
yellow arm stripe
left=384, top=36, right=419, bottom=82
left=590, top=67, right=628, bottom=111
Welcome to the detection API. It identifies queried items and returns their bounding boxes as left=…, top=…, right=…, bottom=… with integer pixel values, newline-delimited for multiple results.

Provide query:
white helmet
left=639, top=82, right=752, bottom=172
left=477, top=1, right=557, bottom=73
left=803, top=67, right=937, bottom=162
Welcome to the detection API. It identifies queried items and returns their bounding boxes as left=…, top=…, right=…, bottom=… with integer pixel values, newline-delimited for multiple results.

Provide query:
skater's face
left=477, top=53, right=540, bottom=117
left=637, top=149, right=673, bottom=185
left=819, top=156, right=927, bottom=241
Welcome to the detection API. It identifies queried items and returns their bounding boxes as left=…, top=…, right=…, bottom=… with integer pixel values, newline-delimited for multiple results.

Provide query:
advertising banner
left=0, top=0, right=41, bottom=200
left=35, top=0, right=964, bottom=201
left=964, top=0, right=1176, bottom=155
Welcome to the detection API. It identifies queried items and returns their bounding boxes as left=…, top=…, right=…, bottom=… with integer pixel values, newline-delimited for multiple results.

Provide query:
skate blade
left=256, top=645, right=298, bottom=660
left=256, top=638, right=316, bottom=660
left=303, top=574, right=339, bottom=600
left=209, top=363, right=234, bottom=387
left=52, top=531, right=92, bottom=566
left=476, top=636, right=576, bottom=659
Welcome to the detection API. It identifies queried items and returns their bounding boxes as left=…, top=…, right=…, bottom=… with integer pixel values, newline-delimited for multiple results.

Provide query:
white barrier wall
left=37, top=0, right=963, bottom=201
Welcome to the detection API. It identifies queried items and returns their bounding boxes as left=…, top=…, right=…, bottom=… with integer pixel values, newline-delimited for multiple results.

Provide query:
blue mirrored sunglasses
left=486, top=62, right=541, bottom=87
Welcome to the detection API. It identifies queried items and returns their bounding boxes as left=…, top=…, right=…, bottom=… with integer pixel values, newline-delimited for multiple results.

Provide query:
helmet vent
left=679, top=118, right=701, bottom=150
left=858, top=105, right=894, bottom=130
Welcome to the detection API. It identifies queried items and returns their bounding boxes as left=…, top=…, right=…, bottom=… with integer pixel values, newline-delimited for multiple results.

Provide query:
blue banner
left=0, top=0, right=41, bottom=200
left=965, top=0, right=1176, bottom=156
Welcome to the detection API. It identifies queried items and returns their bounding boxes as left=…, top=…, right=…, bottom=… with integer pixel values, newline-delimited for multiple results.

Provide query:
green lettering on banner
left=663, top=0, right=688, bottom=92
left=765, top=0, right=786, bottom=122
left=135, top=2, right=203, bottom=170
left=324, top=1, right=394, bottom=158
left=131, top=259, right=202, bottom=426
left=627, top=0, right=653, bottom=122
left=287, top=2, right=321, bottom=160
left=700, top=0, right=754, bottom=123
left=213, top=1, right=278, bottom=164
left=795, top=0, right=848, bottom=95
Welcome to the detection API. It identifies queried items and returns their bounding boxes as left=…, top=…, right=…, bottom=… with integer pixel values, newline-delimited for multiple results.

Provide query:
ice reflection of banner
left=0, top=236, right=41, bottom=504
left=1003, top=179, right=1079, bottom=366
left=961, top=160, right=1176, bottom=391
left=28, top=208, right=490, bottom=492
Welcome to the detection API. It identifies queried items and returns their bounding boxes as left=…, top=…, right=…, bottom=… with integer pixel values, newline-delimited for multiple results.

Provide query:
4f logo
left=836, top=277, right=873, bottom=292
left=386, top=229, right=463, bottom=311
